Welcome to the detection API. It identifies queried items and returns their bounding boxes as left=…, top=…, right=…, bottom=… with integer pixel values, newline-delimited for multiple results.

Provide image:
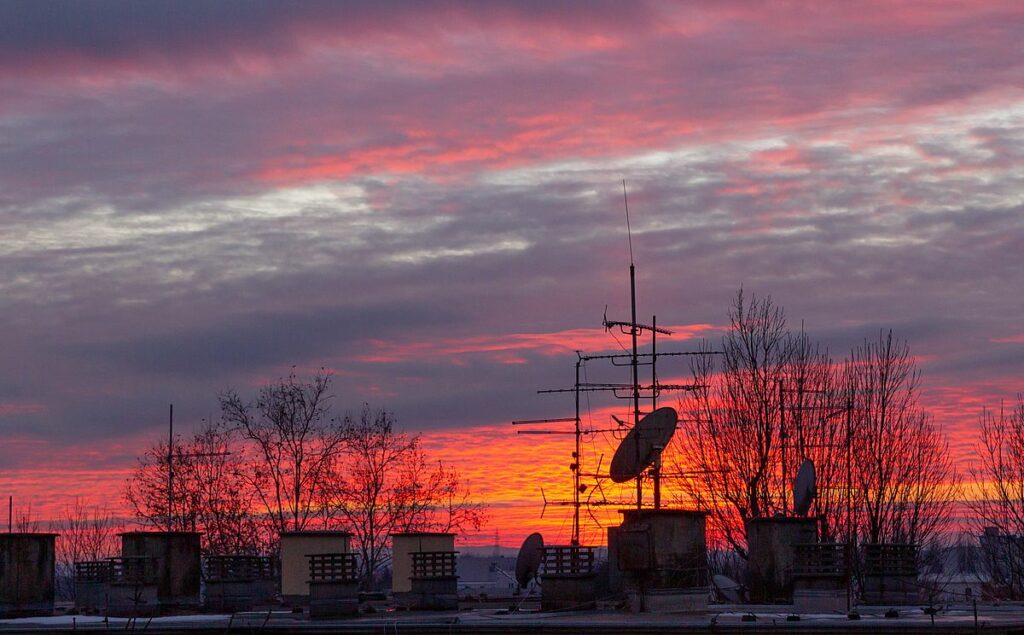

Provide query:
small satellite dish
left=609, top=407, right=678, bottom=483
left=713, top=574, right=743, bottom=603
left=792, top=458, right=817, bottom=516
left=514, top=532, right=544, bottom=588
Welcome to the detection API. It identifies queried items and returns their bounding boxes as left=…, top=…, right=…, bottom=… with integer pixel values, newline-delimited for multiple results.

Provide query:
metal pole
left=780, top=380, right=787, bottom=516
left=846, top=394, right=853, bottom=612
left=573, top=354, right=582, bottom=546
left=652, top=315, right=661, bottom=511
left=167, top=404, right=174, bottom=532
left=8, top=496, right=11, bottom=533
left=652, top=315, right=658, bottom=412
left=630, top=263, right=642, bottom=511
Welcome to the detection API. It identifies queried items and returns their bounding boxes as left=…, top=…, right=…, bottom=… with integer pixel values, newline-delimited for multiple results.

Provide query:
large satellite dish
left=792, top=458, right=817, bottom=516
left=713, top=574, right=743, bottom=603
left=514, top=532, right=544, bottom=589
left=609, top=407, right=678, bottom=483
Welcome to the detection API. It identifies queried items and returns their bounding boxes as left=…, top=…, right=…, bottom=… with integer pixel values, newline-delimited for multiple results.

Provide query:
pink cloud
left=0, top=402, right=47, bottom=416
left=991, top=335, right=1024, bottom=343
left=353, top=324, right=718, bottom=364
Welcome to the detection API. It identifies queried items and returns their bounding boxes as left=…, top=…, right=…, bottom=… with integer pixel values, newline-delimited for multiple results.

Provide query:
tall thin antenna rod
left=167, top=404, right=174, bottom=532
left=573, top=354, right=582, bottom=545
left=162, top=403, right=228, bottom=533
left=622, top=180, right=634, bottom=265
left=623, top=180, right=642, bottom=511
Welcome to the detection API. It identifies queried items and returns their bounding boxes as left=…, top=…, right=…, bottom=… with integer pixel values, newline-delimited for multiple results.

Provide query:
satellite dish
left=713, top=574, right=743, bottom=603
left=609, top=407, right=678, bottom=483
left=792, top=458, right=817, bottom=516
left=515, top=532, right=544, bottom=588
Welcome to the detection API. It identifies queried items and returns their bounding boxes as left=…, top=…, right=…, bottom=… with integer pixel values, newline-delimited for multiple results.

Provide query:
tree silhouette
left=325, top=406, right=486, bottom=586
left=676, top=292, right=957, bottom=560
left=50, top=499, right=121, bottom=600
left=845, top=330, right=957, bottom=547
left=968, top=395, right=1024, bottom=598
left=124, top=422, right=268, bottom=554
left=219, top=369, right=343, bottom=534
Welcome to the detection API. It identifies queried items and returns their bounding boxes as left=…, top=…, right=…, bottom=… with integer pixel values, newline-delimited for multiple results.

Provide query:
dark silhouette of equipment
left=514, top=532, right=544, bottom=589
left=609, top=406, right=678, bottom=484
left=792, top=458, right=817, bottom=516
left=713, top=574, right=744, bottom=603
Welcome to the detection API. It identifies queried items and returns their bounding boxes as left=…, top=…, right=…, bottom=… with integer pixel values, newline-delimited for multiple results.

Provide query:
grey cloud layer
left=0, top=2, right=1022, bottom=465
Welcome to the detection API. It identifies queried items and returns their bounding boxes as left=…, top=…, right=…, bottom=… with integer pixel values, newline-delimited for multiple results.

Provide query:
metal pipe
left=573, top=354, right=582, bottom=546
left=621, top=181, right=643, bottom=512
left=167, top=404, right=174, bottom=532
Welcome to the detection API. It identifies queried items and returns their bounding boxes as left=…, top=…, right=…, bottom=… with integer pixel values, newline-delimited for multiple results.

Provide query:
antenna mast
left=167, top=404, right=174, bottom=532
left=164, top=403, right=229, bottom=533
left=623, top=181, right=644, bottom=510
left=515, top=180, right=719, bottom=544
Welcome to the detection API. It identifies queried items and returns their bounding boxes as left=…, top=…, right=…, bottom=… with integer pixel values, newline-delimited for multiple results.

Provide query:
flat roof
left=3, top=604, right=1024, bottom=633
left=118, top=530, right=203, bottom=536
left=280, top=530, right=352, bottom=537
left=617, top=508, right=709, bottom=517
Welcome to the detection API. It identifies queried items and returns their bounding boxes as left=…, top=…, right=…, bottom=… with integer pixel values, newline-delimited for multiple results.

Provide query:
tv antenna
left=514, top=353, right=615, bottom=545
left=595, top=181, right=715, bottom=510
left=165, top=404, right=229, bottom=532
left=514, top=180, right=721, bottom=543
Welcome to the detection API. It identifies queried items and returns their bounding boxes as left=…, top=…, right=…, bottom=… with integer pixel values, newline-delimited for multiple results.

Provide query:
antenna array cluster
left=512, top=182, right=719, bottom=547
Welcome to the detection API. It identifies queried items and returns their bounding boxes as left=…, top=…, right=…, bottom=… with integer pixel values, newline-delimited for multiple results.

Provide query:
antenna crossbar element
left=658, top=469, right=730, bottom=478
left=603, top=319, right=674, bottom=337
left=540, top=382, right=703, bottom=394
left=516, top=430, right=599, bottom=435
left=582, top=351, right=721, bottom=362
left=517, top=183, right=728, bottom=541
left=165, top=404, right=230, bottom=532
left=543, top=499, right=634, bottom=508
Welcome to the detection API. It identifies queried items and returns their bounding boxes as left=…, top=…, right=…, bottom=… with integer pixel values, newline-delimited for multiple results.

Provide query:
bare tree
left=845, top=330, right=957, bottom=547
left=327, top=406, right=486, bottom=586
left=124, top=435, right=200, bottom=532
left=968, top=395, right=1024, bottom=598
left=50, top=499, right=121, bottom=600
left=219, top=369, right=343, bottom=535
left=675, top=293, right=955, bottom=563
left=124, top=423, right=269, bottom=554
left=179, top=425, right=269, bottom=554
left=677, top=290, right=793, bottom=556
left=783, top=329, right=848, bottom=542
left=14, top=503, right=39, bottom=532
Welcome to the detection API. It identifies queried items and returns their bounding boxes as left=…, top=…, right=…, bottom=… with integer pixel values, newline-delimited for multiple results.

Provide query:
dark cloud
left=65, top=302, right=462, bottom=375
left=0, top=1, right=1023, bottom=511
left=0, top=0, right=656, bottom=78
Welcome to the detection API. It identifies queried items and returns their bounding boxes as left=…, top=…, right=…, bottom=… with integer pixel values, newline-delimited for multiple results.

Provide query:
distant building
left=979, top=526, right=1024, bottom=599
left=913, top=529, right=1024, bottom=603
left=456, top=554, right=518, bottom=598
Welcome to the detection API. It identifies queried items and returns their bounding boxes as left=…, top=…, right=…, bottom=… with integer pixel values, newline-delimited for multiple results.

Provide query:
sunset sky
left=1, top=1, right=1023, bottom=547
